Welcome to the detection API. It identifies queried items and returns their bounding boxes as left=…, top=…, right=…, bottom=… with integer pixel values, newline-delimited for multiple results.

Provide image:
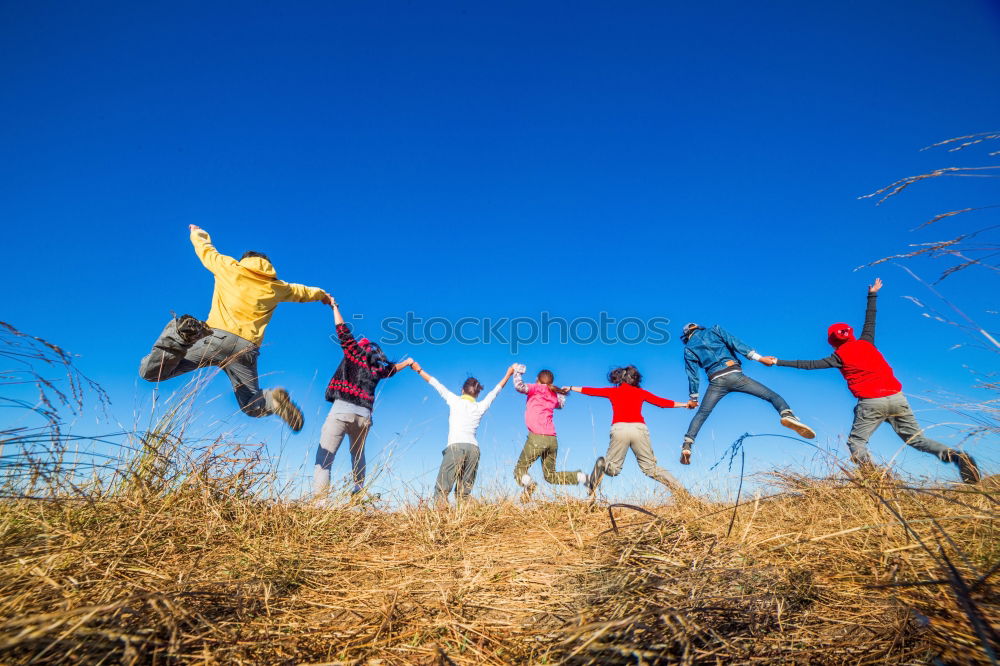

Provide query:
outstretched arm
left=772, top=355, right=843, bottom=370
left=714, top=325, right=763, bottom=362
left=640, top=389, right=693, bottom=409
left=189, top=225, right=238, bottom=275
left=284, top=282, right=330, bottom=303
left=860, top=277, right=881, bottom=343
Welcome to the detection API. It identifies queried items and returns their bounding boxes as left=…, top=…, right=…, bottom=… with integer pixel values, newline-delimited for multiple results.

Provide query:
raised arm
left=512, top=365, right=529, bottom=395
left=479, top=364, right=517, bottom=410
left=409, top=361, right=457, bottom=404
left=189, top=225, right=238, bottom=275
left=860, top=277, right=882, bottom=343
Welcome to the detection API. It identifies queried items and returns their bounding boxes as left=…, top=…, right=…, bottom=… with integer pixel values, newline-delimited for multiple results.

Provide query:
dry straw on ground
left=1, top=436, right=996, bottom=663
left=1, top=322, right=997, bottom=664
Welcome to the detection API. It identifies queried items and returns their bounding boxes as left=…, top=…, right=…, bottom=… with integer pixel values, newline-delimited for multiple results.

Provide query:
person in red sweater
left=762, top=278, right=981, bottom=483
left=567, top=365, right=694, bottom=496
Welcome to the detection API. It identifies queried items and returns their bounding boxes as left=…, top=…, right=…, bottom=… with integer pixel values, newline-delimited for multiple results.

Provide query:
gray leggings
left=313, top=409, right=372, bottom=495
left=138, top=318, right=272, bottom=417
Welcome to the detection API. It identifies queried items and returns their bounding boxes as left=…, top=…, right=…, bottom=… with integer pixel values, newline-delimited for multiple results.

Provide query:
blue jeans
left=684, top=371, right=790, bottom=444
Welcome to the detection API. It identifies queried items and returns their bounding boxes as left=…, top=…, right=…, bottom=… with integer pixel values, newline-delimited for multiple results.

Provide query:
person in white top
left=411, top=360, right=516, bottom=504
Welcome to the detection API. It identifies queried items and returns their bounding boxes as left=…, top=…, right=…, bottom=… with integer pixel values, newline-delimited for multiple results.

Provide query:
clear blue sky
left=3, top=1, right=998, bottom=501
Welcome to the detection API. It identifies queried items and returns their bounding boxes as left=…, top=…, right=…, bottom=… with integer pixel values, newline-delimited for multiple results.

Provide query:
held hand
left=319, top=292, right=333, bottom=306
left=410, top=361, right=422, bottom=373
left=869, top=277, right=883, bottom=294
left=189, top=224, right=209, bottom=240
left=686, top=400, right=697, bottom=409
left=760, top=356, right=778, bottom=366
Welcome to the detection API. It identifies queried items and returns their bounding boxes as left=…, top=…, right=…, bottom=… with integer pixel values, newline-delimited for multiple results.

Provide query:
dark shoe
left=953, top=452, right=982, bottom=484
left=586, top=457, right=606, bottom=496
left=271, top=388, right=303, bottom=432
left=175, top=314, right=213, bottom=346
left=780, top=411, right=816, bottom=439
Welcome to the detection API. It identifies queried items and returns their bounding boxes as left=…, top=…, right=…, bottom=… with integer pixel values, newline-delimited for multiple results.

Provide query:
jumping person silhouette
left=139, top=225, right=331, bottom=431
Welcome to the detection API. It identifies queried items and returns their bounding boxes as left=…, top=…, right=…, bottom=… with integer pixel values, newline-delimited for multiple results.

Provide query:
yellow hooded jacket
left=191, top=229, right=326, bottom=345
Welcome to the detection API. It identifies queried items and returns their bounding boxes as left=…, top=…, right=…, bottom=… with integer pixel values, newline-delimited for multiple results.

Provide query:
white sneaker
left=577, top=471, right=587, bottom=485
left=520, top=474, right=537, bottom=490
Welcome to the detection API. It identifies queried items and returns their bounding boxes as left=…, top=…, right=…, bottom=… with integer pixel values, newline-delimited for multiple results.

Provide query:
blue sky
left=2, top=1, right=998, bottom=501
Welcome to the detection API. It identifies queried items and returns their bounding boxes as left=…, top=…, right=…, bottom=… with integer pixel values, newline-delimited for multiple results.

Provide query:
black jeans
left=684, top=371, right=790, bottom=443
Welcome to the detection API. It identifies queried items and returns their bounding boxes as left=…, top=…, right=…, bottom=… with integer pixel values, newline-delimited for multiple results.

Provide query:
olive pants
left=513, top=434, right=580, bottom=486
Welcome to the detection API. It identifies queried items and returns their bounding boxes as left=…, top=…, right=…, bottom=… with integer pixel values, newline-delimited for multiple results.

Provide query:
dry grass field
left=1, top=323, right=997, bottom=664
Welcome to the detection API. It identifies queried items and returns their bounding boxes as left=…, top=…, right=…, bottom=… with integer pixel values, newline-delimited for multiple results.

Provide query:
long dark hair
left=362, top=340, right=394, bottom=373
left=608, top=365, right=642, bottom=387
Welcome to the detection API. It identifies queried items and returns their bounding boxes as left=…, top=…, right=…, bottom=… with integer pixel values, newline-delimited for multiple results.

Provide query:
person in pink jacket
left=512, top=365, right=590, bottom=495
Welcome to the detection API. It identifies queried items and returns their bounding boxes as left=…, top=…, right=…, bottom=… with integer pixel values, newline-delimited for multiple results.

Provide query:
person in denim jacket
left=680, top=323, right=815, bottom=464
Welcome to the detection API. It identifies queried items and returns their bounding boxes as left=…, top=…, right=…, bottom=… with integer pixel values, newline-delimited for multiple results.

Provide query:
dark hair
left=241, top=251, right=271, bottom=263
left=537, top=369, right=554, bottom=384
left=608, top=365, right=642, bottom=387
left=462, top=377, right=484, bottom=397
left=363, top=340, right=392, bottom=369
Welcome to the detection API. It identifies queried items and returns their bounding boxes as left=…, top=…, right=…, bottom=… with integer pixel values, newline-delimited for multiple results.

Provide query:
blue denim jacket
left=683, top=325, right=760, bottom=398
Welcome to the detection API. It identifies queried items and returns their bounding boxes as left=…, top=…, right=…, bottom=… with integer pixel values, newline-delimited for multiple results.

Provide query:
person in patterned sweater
left=762, top=278, right=981, bottom=483
left=313, top=300, right=413, bottom=498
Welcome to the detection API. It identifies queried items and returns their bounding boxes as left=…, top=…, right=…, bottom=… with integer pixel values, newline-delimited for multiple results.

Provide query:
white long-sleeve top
left=426, top=375, right=503, bottom=446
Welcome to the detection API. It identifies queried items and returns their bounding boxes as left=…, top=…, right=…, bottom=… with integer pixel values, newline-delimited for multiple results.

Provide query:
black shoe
left=953, top=452, right=982, bottom=484
left=175, top=314, right=213, bottom=345
left=271, top=388, right=304, bottom=432
left=586, top=457, right=606, bottom=496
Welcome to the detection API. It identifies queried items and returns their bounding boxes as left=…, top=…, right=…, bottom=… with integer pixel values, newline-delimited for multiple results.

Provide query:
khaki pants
left=513, top=434, right=580, bottom=486
left=605, top=422, right=686, bottom=495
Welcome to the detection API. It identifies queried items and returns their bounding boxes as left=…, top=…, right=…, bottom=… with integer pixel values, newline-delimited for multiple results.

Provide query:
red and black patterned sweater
left=324, top=324, right=397, bottom=410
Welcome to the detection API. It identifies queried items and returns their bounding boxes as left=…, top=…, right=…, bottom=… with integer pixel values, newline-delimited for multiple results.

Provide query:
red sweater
left=580, top=384, right=675, bottom=424
left=835, top=340, right=902, bottom=399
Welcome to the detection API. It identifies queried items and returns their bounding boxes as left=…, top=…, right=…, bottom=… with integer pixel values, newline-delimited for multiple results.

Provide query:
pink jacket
left=513, top=369, right=566, bottom=436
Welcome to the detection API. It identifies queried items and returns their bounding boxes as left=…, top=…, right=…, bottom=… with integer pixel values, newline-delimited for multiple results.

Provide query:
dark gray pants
left=138, top=319, right=272, bottom=417
left=846, top=392, right=954, bottom=465
left=434, top=443, right=480, bottom=503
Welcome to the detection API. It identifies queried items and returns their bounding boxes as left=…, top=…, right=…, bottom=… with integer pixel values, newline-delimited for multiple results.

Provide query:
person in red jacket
left=567, top=365, right=694, bottom=496
left=762, top=278, right=981, bottom=483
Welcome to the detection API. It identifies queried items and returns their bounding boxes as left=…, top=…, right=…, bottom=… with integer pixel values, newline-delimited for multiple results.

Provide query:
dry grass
left=0, top=437, right=996, bottom=664
left=1, top=323, right=997, bottom=664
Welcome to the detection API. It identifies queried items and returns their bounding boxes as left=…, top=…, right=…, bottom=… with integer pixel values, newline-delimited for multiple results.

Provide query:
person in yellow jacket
left=139, top=225, right=331, bottom=431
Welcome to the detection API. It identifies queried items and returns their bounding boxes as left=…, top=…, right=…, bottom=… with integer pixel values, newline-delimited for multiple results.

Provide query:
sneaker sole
left=780, top=417, right=815, bottom=439
left=272, top=389, right=304, bottom=432
left=588, top=457, right=606, bottom=496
